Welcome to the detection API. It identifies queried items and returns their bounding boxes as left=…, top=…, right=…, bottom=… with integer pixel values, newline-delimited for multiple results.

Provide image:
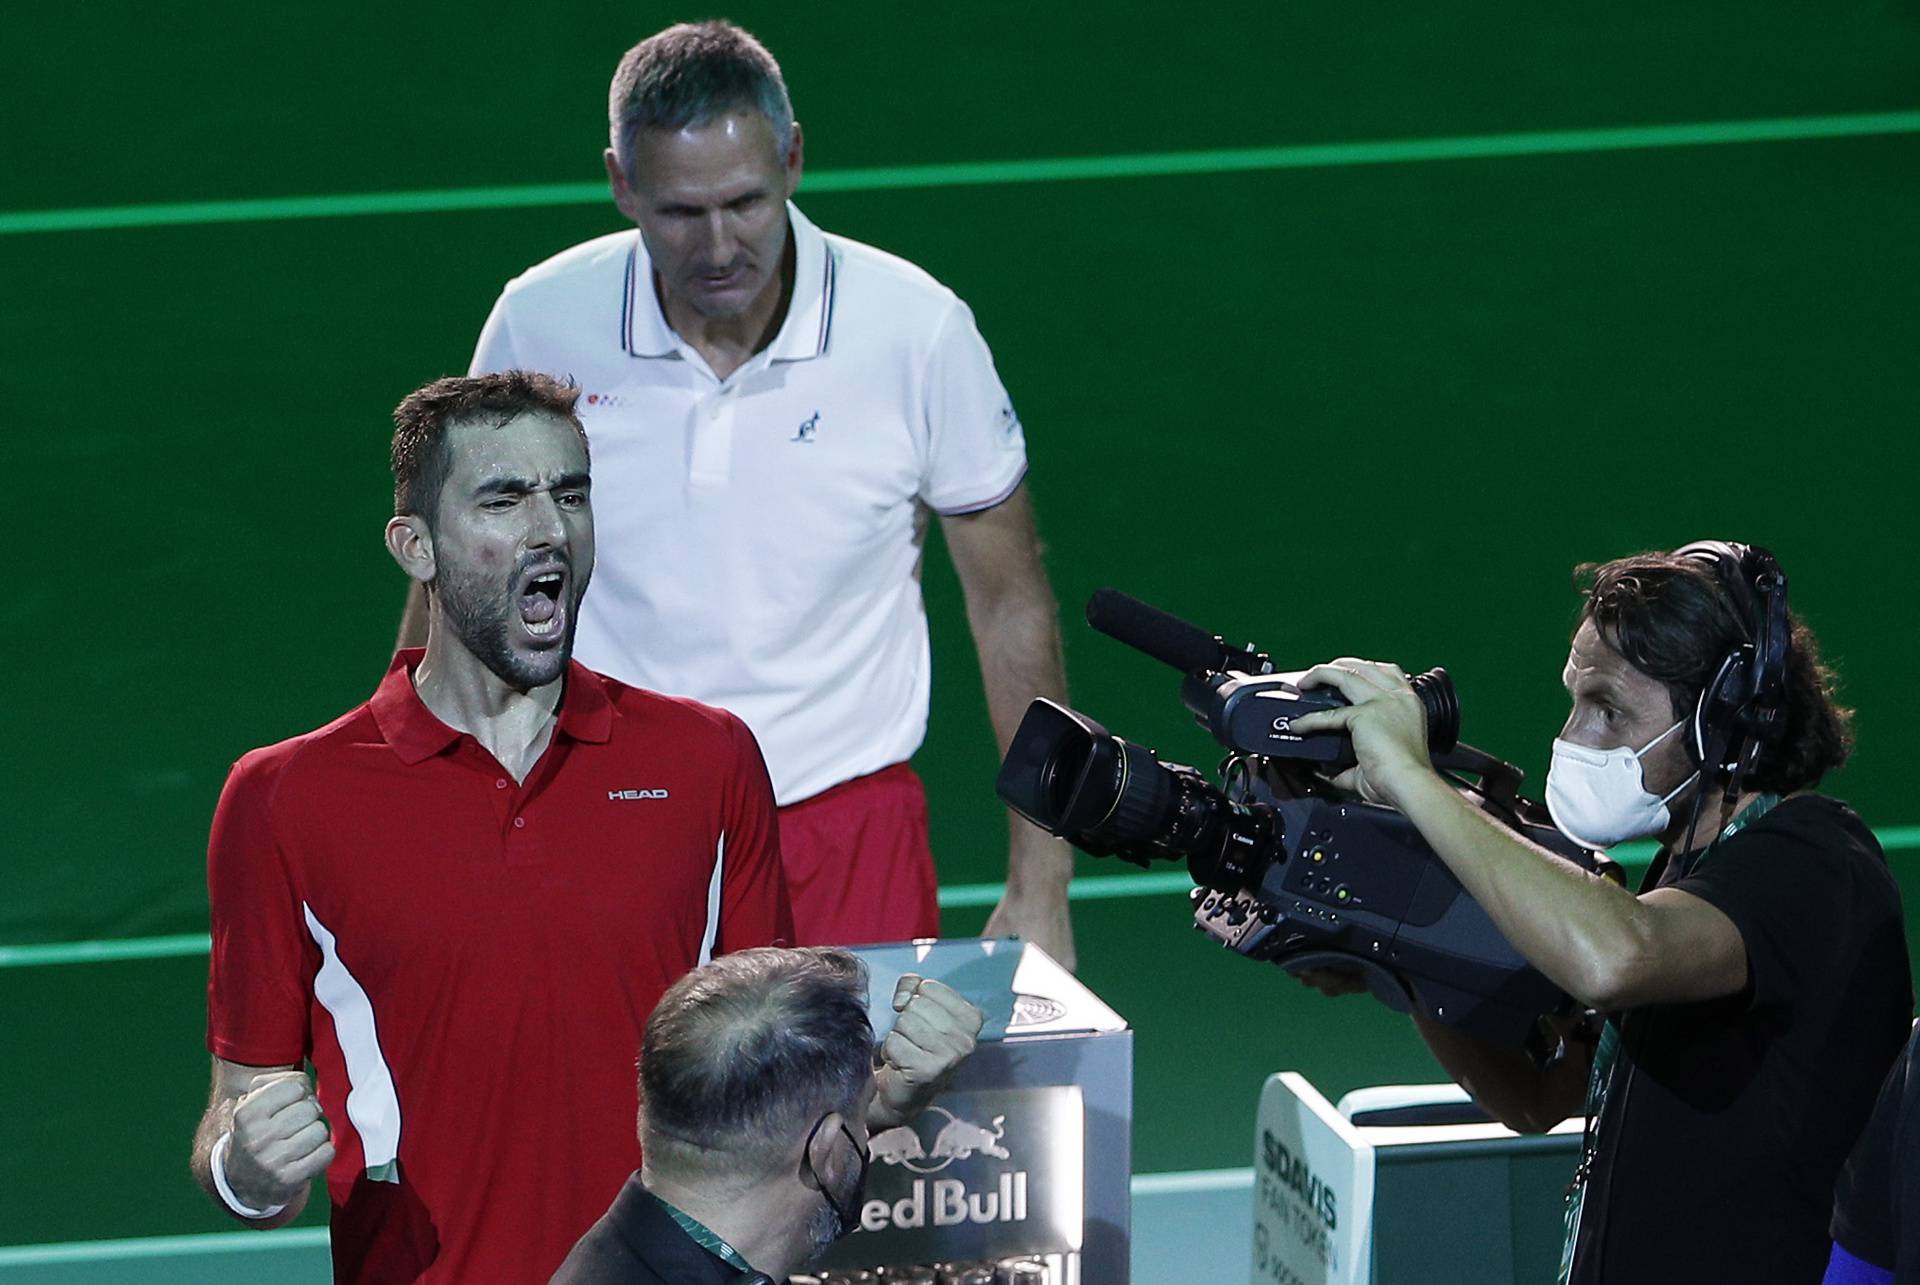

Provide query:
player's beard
left=804, top=1162, right=866, bottom=1259
left=432, top=553, right=586, bottom=692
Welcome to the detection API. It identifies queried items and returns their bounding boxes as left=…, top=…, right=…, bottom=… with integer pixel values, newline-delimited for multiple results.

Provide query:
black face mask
left=802, top=1113, right=870, bottom=1243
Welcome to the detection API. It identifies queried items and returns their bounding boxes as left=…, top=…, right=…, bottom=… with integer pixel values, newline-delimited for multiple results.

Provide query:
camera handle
left=1277, top=948, right=1417, bottom=1015
left=1430, top=743, right=1528, bottom=812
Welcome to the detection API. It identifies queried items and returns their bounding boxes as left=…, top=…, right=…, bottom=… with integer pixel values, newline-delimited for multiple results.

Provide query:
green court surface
left=4, top=0, right=1917, bottom=1263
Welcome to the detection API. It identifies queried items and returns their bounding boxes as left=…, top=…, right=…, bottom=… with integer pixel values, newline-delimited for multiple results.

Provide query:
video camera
left=995, top=590, right=1615, bottom=1047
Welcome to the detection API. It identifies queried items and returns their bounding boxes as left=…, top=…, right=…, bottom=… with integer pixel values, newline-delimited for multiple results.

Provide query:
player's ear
left=605, top=147, right=642, bottom=222
left=801, top=1110, right=850, bottom=1185
left=783, top=122, right=804, bottom=197
left=385, top=515, right=436, bottom=585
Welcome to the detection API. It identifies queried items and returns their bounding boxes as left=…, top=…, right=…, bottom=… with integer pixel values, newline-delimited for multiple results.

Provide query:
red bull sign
left=814, top=1087, right=1085, bottom=1271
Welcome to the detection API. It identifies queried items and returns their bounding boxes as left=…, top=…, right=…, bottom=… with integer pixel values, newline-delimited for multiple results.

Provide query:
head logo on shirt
left=998, top=403, right=1022, bottom=438
left=791, top=411, right=820, bottom=443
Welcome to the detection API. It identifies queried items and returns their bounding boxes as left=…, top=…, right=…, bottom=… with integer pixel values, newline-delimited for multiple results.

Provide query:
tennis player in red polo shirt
left=188, top=372, right=798, bottom=1281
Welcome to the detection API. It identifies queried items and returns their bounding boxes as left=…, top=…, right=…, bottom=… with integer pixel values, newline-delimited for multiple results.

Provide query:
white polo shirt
left=471, top=204, right=1027, bottom=805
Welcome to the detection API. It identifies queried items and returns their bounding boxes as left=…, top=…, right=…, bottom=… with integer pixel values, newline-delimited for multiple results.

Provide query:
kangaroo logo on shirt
left=791, top=411, right=820, bottom=443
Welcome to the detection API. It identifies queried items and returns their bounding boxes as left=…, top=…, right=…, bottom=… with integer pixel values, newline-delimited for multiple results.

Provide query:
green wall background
left=3, top=0, right=1916, bottom=1251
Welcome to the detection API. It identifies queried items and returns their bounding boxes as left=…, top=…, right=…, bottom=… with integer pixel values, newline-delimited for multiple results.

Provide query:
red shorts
left=777, top=763, right=940, bottom=946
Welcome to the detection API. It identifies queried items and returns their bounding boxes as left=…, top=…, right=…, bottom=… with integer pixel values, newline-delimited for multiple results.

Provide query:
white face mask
left=1545, top=719, right=1699, bottom=849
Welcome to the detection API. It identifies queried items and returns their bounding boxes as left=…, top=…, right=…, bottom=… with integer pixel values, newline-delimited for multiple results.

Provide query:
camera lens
left=996, top=697, right=1280, bottom=886
left=1040, top=755, right=1075, bottom=816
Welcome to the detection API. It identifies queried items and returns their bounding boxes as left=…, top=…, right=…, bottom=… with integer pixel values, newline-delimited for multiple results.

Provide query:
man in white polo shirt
left=399, top=20, right=1075, bottom=965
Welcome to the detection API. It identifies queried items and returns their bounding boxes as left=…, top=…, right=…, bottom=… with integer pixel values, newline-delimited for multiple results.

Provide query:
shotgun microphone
left=1084, top=588, right=1270, bottom=675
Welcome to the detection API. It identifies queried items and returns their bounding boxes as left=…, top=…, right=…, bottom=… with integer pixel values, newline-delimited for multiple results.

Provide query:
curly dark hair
left=1575, top=550, right=1853, bottom=794
left=390, top=370, right=586, bottom=528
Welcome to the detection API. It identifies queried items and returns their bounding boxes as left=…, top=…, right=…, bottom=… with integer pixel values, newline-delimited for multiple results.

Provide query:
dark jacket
left=551, top=1172, right=765, bottom=1285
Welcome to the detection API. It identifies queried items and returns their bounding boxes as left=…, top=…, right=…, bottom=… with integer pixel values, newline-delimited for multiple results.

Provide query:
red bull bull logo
left=872, top=1107, right=1010, bottom=1174
left=863, top=1108, right=1027, bottom=1232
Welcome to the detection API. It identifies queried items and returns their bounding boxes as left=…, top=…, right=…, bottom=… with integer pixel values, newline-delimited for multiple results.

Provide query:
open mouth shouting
left=516, top=563, right=570, bottom=644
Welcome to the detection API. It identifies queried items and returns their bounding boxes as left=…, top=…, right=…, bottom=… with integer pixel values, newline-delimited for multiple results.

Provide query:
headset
left=1672, top=540, right=1792, bottom=796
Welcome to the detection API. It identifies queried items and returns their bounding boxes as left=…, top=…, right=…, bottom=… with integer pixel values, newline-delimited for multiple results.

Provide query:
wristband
left=211, top=1130, right=289, bottom=1219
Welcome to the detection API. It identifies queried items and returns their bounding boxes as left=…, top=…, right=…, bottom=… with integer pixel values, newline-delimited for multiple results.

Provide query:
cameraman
left=1289, top=544, right=1911, bottom=1284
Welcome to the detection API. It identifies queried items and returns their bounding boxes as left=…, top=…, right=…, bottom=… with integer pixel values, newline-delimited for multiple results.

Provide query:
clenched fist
left=870, top=975, right=985, bottom=1130
left=225, top=1070, right=335, bottom=1212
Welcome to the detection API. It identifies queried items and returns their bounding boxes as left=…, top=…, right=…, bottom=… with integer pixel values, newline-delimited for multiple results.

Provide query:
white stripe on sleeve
left=302, top=903, right=403, bottom=1176
left=698, top=832, right=725, bottom=965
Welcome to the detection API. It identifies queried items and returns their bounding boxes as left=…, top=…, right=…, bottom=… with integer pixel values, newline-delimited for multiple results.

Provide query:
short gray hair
left=607, top=21, right=795, bottom=178
left=639, top=947, right=872, bottom=1174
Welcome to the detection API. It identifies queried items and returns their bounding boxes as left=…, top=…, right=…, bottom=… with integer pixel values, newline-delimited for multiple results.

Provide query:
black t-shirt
left=1831, top=1021, right=1920, bottom=1277
left=1571, top=795, right=1913, bottom=1284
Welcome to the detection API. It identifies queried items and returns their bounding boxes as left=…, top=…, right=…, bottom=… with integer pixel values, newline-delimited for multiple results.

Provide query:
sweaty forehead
left=633, top=111, right=784, bottom=192
left=444, top=414, right=587, bottom=486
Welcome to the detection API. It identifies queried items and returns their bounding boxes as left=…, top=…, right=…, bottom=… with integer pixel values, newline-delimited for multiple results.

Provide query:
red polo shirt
left=206, top=651, right=792, bottom=1282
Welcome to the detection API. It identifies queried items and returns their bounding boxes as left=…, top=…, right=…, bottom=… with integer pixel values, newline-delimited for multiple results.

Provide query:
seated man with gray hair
left=553, top=947, right=984, bottom=1284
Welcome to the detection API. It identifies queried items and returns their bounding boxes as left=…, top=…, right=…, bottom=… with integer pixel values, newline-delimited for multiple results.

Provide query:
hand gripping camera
left=995, top=590, right=1615, bottom=1046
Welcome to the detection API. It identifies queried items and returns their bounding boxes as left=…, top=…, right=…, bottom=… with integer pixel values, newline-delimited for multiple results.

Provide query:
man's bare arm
left=939, top=484, right=1077, bottom=970
left=1412, top=1011, right=1592, bottom=1134
left=1296, top=969, right=1589, bottom=1133
left=190, top=1058, right=332, bottom=1229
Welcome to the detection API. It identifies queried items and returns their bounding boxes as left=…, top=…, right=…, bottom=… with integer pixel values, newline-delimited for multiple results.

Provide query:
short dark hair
left=639, top=947, right=873, bottom=1173
left=607, top=21, right=794, bottom=177
left=389, top=371, right=586, bottom=527
left=1576, top=550, right=1854, bottom=793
